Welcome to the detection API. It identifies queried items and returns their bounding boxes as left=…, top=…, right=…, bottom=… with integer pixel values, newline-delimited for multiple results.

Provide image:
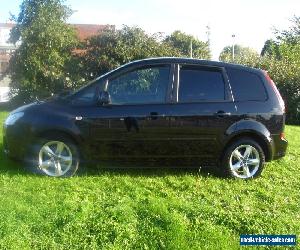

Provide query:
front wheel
left=30, top=137, right=80, bottom=177
left=221, top=138, right=265, bottom=179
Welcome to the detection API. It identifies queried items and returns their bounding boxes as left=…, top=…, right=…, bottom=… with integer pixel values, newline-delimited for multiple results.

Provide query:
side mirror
left=97, top=91, right=111, bottom=105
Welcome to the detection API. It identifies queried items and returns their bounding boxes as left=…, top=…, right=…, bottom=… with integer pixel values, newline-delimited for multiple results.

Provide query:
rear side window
left=178, top=66, right=225, bottom=102
left=226, top=68, right=267, bottom=101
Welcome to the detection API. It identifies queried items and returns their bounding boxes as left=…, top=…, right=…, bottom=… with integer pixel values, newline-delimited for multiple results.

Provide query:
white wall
left=0, top=26, right=12, bottom=47
left=0, top=86, right=10, bottom=102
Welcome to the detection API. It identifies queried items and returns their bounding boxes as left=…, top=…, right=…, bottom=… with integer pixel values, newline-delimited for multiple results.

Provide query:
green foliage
left=80, top=26, right=180, bottom=81
left=0, top=111, right=299, bottom=249
left=275, top=16, right=300, bottom=44
left=264, top=19, right=300, bottom=124
left=79, top=27, right=211, bottom=82
left=219, top=44, right=259, bottom=62
left=260, top=39, right=280, bottom=57
left=164, top=30, right=211, bottom=59
left=8, top=3, right=211, bottom=102
left=9, top=0, right=79, bottom=103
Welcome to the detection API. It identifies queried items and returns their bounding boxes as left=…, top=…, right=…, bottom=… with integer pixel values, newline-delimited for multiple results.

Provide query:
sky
left=1, top=0, right=300, bottom=59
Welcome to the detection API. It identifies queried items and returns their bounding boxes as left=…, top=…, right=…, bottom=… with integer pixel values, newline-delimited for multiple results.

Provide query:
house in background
left=0, top=23, right=113, bottom=103
left=0, top=23, right=17, bottom=103
left=73, top=24, right=113, bottom=41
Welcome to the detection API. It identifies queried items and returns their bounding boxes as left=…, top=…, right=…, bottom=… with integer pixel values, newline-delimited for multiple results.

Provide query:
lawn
left=0, top=111, right=299, bottom=249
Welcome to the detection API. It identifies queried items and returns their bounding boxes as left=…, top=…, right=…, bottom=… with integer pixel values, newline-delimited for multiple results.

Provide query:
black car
left=3, top=58, right=287, bottom=179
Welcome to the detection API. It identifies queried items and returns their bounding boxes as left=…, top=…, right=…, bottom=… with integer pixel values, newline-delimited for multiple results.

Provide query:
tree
left=79, top=26, right=180, bottom=80
left=9, top=0, right=78, bottom=103
left=164, top=30, right=211, bottom=59
left=219, top=44, right=259, bottom=62
left=260, top=39, right=280, bottom=57
left=275, top=16, right=300, bottom=44
left=261, top=16, right=300, bottom=62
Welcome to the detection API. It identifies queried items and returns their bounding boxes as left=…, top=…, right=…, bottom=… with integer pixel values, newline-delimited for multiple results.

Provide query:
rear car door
left=167, top=64, right=239, bottom=165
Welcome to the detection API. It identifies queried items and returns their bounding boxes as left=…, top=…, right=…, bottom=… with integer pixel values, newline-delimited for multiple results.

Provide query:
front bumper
left=3, top=123, right=31, bottom=160
left=3, top=131, right=9, bottom=155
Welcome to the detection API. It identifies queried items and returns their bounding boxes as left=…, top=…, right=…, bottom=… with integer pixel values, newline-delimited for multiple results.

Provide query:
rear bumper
left=271, top=134, right=288, bottom=160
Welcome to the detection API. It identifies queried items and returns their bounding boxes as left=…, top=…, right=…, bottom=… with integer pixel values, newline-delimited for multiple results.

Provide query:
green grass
left=0, top=111, right=299, bottom=249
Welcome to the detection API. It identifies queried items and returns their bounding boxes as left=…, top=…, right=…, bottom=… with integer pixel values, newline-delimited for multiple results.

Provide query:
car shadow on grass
left=80, top=160, right=221, bottom=178
left=0, top=143, right=220, bottom=178
left=0, top=103, right=14, bottom=113
left=0, top=152, right=29, bottom=176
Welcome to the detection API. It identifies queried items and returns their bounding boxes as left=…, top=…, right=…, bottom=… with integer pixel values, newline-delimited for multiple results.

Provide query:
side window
left=71, top=81, right=103, bottom=106
left=178, top=66, right=225, bottom=102
left=107, top=65, right=170, bottom=105
left=226, top=68, right=267, bottom=101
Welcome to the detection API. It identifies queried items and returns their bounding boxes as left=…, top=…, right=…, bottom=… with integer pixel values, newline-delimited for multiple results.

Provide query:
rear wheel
left=30, top=136, right=79, bottom=177
left=221, top=138, right=265, bottom=179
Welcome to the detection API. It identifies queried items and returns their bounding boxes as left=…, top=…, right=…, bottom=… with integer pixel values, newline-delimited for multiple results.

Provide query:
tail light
left=263, top=71, right=285, bottom=112
left=280, top=132, right=286, bottom=140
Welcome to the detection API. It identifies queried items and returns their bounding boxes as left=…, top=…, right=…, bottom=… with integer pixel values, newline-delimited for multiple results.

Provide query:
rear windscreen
left=226, top=68, right=267, bottom=101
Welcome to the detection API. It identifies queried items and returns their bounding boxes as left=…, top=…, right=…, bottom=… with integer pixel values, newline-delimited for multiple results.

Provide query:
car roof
left=120, top=57, right=261, bottom=73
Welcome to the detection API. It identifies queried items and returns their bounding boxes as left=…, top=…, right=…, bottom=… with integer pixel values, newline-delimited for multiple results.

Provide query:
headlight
left=5, top=112, right=24, bottom=126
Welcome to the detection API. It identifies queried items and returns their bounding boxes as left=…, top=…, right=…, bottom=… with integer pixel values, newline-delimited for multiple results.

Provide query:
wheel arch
left=36, top=129, right=82, bottom=148
left=222, top=130, right=272, bottom=162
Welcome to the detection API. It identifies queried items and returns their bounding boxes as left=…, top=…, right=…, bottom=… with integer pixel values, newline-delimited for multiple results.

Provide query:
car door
left=166, top=64, right=239, bottom=165
left=74, top=63, right=176, bottom=161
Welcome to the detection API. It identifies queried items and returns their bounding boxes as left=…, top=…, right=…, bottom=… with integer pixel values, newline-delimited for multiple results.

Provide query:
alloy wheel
left=38, top=141, right=73, bottom=177
left=229, top=144, right=260, bottom=179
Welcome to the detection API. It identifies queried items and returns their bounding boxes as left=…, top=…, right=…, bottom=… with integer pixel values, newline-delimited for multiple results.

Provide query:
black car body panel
left=3, top=58, right=288, bottom=168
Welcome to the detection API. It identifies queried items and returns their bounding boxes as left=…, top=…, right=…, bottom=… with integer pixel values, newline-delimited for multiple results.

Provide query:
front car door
left=72, top=63, right=176, bottom=162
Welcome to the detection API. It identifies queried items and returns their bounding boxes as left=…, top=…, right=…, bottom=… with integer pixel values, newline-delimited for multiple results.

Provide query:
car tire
left=221, top=137, right=265, bottom=179
left=27, top=135, right=80, bottom=177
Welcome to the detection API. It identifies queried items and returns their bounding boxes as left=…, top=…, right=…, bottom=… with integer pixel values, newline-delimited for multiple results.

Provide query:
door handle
left=214, top=111, right=231, bottom=117
left=149, top=112, right=159, bottom=120
left=150, top=112, right=158, bottom=116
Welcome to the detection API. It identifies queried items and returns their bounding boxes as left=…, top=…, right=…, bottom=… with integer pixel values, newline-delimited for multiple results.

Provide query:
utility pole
left=190, top=38, right=193, bottom=58
left=232, top=34, right=236, bottom=61
left=206, top=25, right=211, bottom=59
left=206, top=25, right=211, bottom=47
